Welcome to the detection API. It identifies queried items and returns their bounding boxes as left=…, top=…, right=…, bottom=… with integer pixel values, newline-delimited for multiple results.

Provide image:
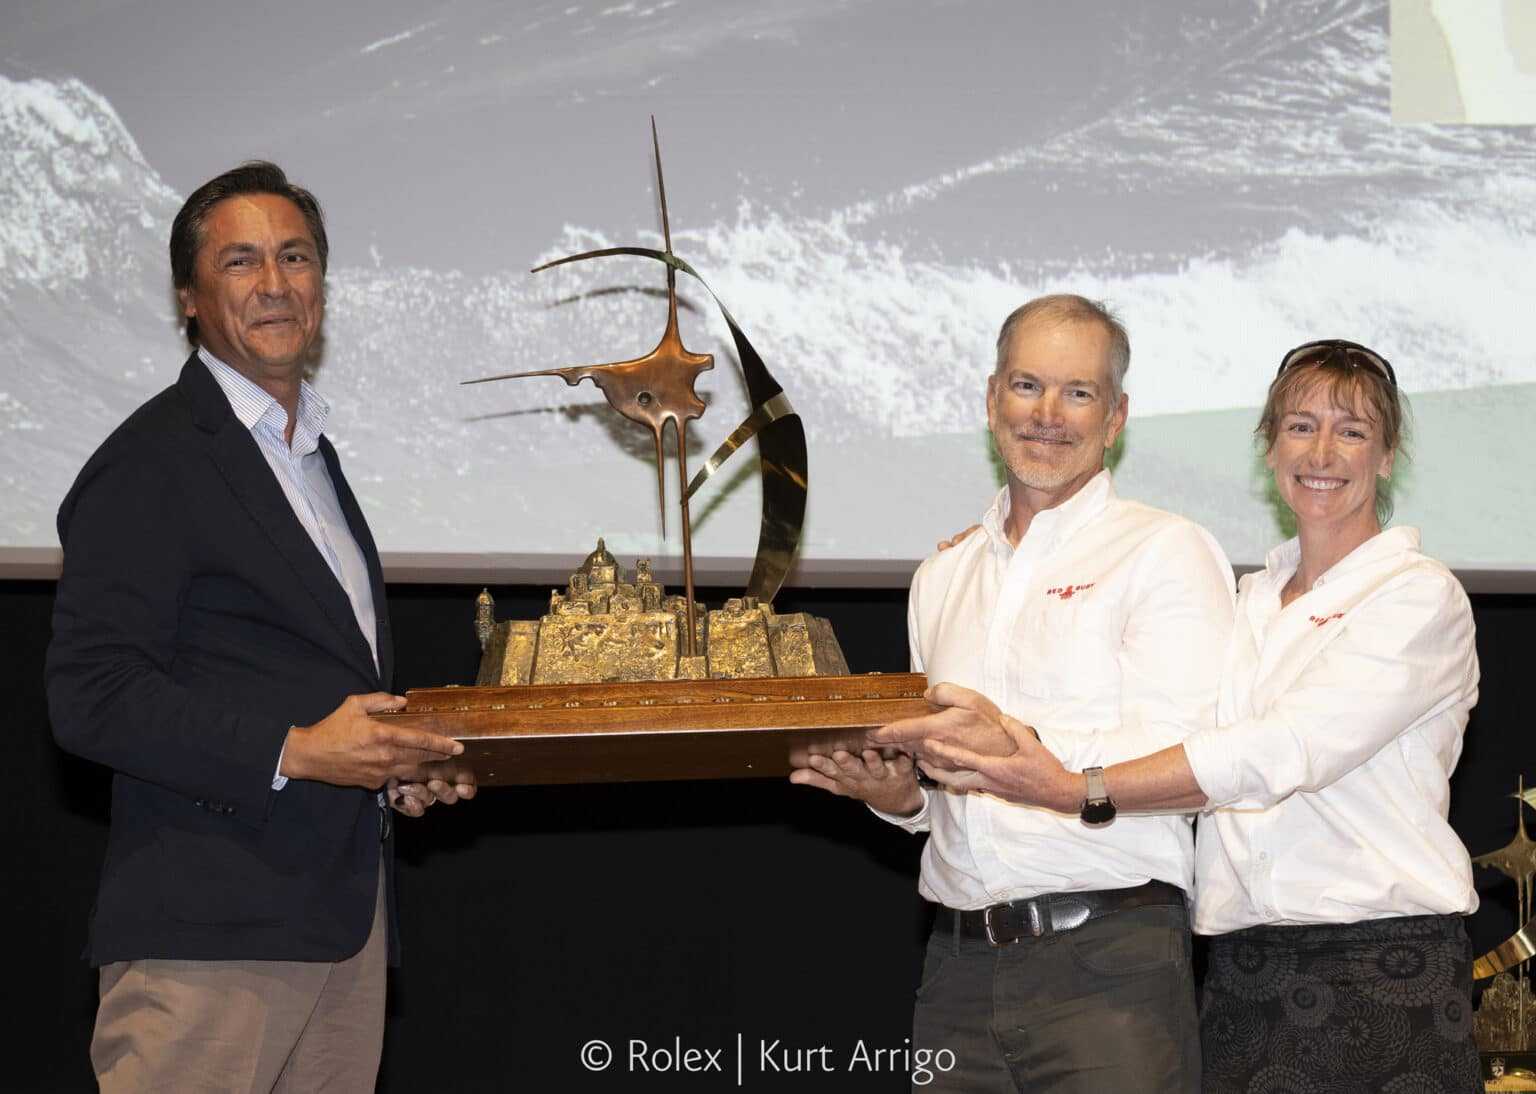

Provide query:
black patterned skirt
left=1199, top=914, right=1481, bottom=1093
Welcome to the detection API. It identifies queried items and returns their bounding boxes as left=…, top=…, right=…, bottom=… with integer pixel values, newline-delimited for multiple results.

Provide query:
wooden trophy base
left=378, top=672, right=932, bottom=785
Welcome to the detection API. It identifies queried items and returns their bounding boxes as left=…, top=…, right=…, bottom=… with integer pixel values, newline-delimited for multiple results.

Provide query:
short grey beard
left=1000, top=455, right=1087, bottom=494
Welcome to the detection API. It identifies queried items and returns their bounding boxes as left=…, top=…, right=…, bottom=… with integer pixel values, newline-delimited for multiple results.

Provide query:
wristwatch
left=1079, top=767, right=1117, bottom=827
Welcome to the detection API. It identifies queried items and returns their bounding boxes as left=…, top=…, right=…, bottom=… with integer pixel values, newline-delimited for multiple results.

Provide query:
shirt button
left=1257, top=852, right=1270, bottom=863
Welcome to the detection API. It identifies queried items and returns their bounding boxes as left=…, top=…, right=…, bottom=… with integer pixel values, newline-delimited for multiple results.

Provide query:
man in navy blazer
left=47, top=161, right=473, bottom=1092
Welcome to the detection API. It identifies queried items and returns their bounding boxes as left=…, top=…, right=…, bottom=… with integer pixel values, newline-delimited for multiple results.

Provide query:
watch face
left=1081, top=799, right=1117, bottom=826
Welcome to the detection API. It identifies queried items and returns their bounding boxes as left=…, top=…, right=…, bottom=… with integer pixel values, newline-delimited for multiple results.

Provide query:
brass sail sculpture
left=463, top=118, right=807, bottom=620
left=385, top=121, right=932, bottom=785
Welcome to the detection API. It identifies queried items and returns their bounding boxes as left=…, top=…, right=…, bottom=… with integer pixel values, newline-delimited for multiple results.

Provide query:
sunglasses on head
left=1276, top=339, right=1397, bottom=388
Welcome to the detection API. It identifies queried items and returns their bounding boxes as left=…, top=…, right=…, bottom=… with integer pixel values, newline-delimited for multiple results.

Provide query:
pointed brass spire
left=461, top=120, right=710, bottom=654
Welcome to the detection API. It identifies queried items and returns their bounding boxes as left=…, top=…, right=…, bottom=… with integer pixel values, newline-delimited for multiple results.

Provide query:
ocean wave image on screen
left=2, top=0, right=1532, bottom=573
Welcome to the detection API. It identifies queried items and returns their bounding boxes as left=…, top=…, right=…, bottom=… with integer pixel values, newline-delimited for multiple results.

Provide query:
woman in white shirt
left=884, top=340, right=1482, bottom=1092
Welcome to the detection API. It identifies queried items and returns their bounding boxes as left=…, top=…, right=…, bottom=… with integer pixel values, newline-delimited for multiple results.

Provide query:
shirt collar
left=1262, top=525, right=1421, bottom=590
left=979, top=469, right=1115, bottom=557
left=1261, top=537, right=1300, bottom=581
left=198, top=346, right=329, bottom=456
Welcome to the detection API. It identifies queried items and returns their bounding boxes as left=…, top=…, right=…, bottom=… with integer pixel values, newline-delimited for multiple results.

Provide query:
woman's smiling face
left=1266, top=375, right=1394, bottom=537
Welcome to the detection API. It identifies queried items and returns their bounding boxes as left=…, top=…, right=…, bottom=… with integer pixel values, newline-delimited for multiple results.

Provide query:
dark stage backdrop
left=5, top=581, right=1533, bottom=1093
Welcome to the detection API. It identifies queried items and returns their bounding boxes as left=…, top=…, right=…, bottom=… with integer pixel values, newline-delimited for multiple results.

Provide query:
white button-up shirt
left=200, top=349, right=380, bottom=792
left=199, top=348, right=378, bottom=669
left=878, top=471, right=1236, bottom=909
left=1183, top=526, right=1479, bottom=934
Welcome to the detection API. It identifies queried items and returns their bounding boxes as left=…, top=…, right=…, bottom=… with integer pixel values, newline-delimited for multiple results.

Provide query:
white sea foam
left=507, top=191, right=1535, bottom=434
left=360, top=21, right=439, bottom=55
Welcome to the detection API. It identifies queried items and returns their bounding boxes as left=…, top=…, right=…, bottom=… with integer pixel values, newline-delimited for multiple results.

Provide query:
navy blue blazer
left=47, top=354, right=399, bottom=965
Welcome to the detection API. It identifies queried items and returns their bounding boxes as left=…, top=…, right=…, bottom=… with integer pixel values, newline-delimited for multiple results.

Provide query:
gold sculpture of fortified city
left=472, top=540, right=847, bottom=686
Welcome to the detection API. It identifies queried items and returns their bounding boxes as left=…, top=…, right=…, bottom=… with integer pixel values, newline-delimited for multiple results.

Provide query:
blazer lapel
left=180, top=357, right=381, bottom=687
left=321, top=436, right=394, bottom=691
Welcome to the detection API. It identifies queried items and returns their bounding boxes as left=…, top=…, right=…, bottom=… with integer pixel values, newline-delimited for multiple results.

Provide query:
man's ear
left=985, top=373, right=999, bottom=434
left=1104, top=392, right=1128, bottom=449
left=178, top=286, right=195, bottom=319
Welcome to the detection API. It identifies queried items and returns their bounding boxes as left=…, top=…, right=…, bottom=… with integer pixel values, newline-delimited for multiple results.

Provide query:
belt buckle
left=983, top=899, right=1044, bottom=945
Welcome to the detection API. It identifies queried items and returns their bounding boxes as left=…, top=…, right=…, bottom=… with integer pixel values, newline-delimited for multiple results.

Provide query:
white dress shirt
left=200, top=349, right=380, bottom=791
left=1183, top=526, right=1479, bottom=934
left=878, top=471, right=1236, bottom=909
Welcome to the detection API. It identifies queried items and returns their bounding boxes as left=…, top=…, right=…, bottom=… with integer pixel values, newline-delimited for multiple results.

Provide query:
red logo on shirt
left=1046, top=583, right=1095, bottom=600
left=1308, top=612, right=1344, bottom=627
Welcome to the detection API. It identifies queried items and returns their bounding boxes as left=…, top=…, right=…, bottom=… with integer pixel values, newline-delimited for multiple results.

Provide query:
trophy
left=380, top=122, right=930, bottom=784
left=1472, top=778, right=1536, bottom=1090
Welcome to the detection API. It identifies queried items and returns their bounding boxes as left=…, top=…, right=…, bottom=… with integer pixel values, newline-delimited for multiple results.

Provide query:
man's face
left=178, top=193, right=323, bottom=382
left=987, top=318, right=1128, bottom=505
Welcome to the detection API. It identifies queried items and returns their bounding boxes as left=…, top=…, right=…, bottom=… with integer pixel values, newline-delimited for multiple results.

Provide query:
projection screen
left=3, top=0, right=1533, bottom=587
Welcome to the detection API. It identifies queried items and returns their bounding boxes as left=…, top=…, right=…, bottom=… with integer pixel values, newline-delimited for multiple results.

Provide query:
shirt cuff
left=272, top=739, right=290, bottom=792
left=868, top=787, right=932, bottom=833
left=1180, top=729, right=1236, bottom=808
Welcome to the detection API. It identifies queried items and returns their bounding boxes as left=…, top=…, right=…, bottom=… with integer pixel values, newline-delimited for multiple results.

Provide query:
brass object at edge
left=1473, top=778, right=1536, bottom=1071
left=1481, top=932, right=1536, bottom=983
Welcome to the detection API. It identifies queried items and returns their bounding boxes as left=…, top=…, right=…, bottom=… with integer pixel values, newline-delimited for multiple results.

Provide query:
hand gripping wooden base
left=378, top=672, right=931, bottom=785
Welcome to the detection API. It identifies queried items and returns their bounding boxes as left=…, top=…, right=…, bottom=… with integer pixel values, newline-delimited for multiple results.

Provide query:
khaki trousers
left=91, top=863, right=387, bottom=1093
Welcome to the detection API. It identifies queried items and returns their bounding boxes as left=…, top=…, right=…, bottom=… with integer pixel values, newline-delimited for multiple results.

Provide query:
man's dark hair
left=170, top=161, right=328, bottom=342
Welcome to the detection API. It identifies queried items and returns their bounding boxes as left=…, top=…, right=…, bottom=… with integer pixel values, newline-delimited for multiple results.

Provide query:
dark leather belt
left=944, top=881, right=1186, bottom=946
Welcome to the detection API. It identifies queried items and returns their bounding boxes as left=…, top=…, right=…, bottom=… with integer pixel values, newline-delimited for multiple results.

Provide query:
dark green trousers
left=912, top=903, right=1200, bottom=1093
